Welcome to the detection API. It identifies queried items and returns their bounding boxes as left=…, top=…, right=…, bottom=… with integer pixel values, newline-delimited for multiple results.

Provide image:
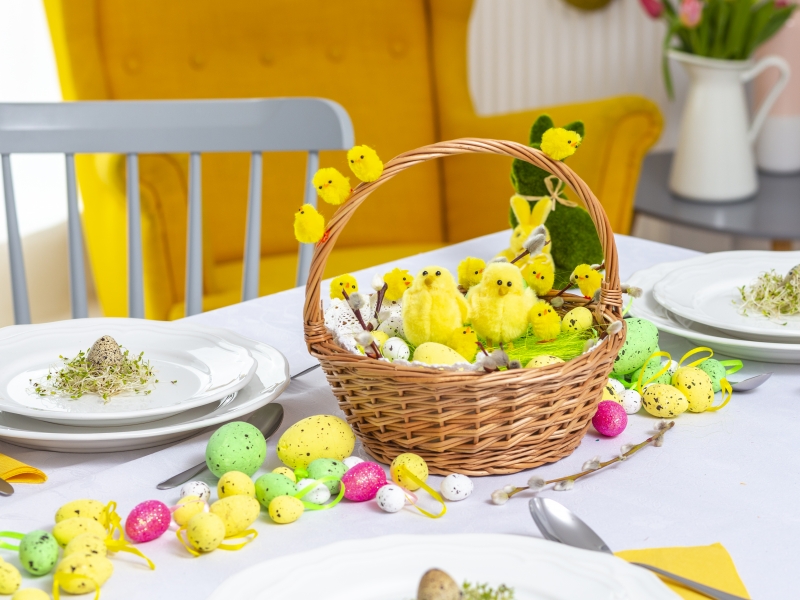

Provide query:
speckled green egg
left=18, top=530, right=59, bottom=576
left=307, top=458, right=347, bottom=494
left=0, top=560, right=21, bottom=595
left=631, top=357, right=672, bottom=388
left=254, top=473, right=297, bottom=509
left=205, top=421, right=267, bottom=478
left=52, top=517, right=107, bottom=547
left=697, top=359, right=726, bottom=393
left=613, top=318, right=659, bottom=375
left=276, top=415, right=355, bottom=470
left=672, top=367, right=715, bottom=413
left=642, top=383, right=689, bottom=418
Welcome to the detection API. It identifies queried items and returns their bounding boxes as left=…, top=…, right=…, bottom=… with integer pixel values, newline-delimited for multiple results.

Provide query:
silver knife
left=0, top=476, right=13, bottom=497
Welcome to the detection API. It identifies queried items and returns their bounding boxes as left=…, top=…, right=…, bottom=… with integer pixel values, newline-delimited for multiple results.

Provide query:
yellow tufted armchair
left=44, top=0, right=662, bottom=320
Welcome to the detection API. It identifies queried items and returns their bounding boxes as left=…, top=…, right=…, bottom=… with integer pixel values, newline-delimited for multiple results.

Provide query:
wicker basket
left=303, top=139, right=625, bottom=476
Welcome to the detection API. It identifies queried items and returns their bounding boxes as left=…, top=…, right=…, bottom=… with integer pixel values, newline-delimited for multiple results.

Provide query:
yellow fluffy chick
left=520, top=253, right=555, bottom=296
left=540, top=127, right=582, bottom=161
left=468, top=263, right=534, bottom=345
left=403, top=266, right=468, bottom=346
left=529, top=300, right=561, bottom=341
left=457, top=257, right=486, bottom=291
left=570, top=264, right=603, bottom=298
left=313, top=167, right=351, bottom=205
left=330, top=274, right=358, bottom=300
left=293, top=204, right=326, bottom=244
left=446, top=326, right=479, bottom=362
left=347, top=145, right=383, bottom=182
left=383, top=267, right=413, bottom=302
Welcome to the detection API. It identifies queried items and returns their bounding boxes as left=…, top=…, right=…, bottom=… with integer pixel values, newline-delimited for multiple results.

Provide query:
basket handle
left=303, top=138, right=621, bottom=327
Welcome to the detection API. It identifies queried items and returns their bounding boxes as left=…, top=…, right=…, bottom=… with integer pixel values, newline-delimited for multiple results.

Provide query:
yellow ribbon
left=706, top=378, right=733, bottom=412
left=53, top=572, right=101, bottom=600
left=636, top=351, right=673, bottom=392
left=294, top=476, right=346, bottom=511
left=176, top=526, right=257, bottom=557
left=677, top=346, right=713, bottom=370
left=397, top=465, right=447, bottom=519
left=102, top=501, right=156, bottom=570
left=521, top=176, right=578, bottom=212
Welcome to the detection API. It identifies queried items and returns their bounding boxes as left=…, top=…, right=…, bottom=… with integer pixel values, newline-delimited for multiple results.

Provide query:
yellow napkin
left=616, top=543, right=749, bottom=599
left=0, top=453, right=47, bottom=484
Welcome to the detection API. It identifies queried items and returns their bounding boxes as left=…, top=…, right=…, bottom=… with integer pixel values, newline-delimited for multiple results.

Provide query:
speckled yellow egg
left=268, top=495, right=305, bottom=524
left=371, top=331, right=389, bottom=350
left=525, top=355, right=565, bottom=369
left=0, top=561, right=21, bottom=595
left=561, top=307, right=593, bottom=333
left=64, top=533, right=107, bottom=558
left=209, top=496, right=260, bottom=537
left=642, top=384, right=689, bottom=418
left=272, top=467, right=297, bottom=482
left=412, top=342, right=467, bottom=365
left=172, top=495, right=206, bottom=528
left=185, top=512, right=226, bottom=553
left=54, top=553, right=112, bottom=595
left=672, top=367, right=715, bottom=413
left=12, top=588, right=50, bottom=600
left=602, top=383, right=620, bottom=403
left=276, top=414, right=356, bottom=470
left=217, top=471, right=256, bottom=499
left=52, top=517, right=107, bottom=547
left=55, top=499, right=107, bottom=526
left=390, top=453, right=429, bottom=491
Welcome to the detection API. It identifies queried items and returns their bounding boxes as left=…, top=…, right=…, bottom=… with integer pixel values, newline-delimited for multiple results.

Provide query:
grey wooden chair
left=0, top=98, right=354, bottom=324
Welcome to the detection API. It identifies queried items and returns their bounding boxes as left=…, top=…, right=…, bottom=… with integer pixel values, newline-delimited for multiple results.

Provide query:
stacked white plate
left=0, top=318, right=289, bottom=452
left=627, top=250, right=800, bottom=363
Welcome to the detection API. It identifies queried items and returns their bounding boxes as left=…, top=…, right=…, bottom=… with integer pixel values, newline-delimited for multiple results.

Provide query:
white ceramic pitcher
left=669, top=50, right=790, bottom=202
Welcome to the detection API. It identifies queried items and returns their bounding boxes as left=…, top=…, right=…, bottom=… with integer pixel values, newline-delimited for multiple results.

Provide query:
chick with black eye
left=497, top=279, right=503, bottom=285
left=422, top=270, right=428, bottom=276
left=435, top=270, right=441, bottom=276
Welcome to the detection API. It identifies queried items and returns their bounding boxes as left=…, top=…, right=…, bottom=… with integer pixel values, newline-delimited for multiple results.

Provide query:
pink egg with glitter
left=592, top=400, right=628, bottom=437
left=341, top=462, right=388, bottom=501
left=125, top=500, right=171, bottom=543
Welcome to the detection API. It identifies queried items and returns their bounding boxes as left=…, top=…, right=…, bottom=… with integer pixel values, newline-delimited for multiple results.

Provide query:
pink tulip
left=639, top=0, right=664, bottom=18
left=679, top=0, right=703, bottom=28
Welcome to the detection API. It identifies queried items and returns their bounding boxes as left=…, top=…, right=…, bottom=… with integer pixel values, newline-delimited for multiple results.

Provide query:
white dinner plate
left=628, top=261, right=800, bottom=364
left=209, top=534, right=677, bottom=600
left=0, top=326, right=289, bottom=452
left=653, top=251, right=800, bottom=343
left=0, top=319, right=257, bottom=426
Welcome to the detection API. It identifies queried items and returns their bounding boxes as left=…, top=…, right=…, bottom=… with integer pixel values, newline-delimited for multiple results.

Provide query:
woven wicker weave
left=303, top=139, right=625, bottom=476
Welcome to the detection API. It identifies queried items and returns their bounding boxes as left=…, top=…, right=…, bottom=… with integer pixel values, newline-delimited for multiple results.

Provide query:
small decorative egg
left=268, top=495, right=305, bottom=524
left=296, top=478, right=332, bottom=505
left=377, top=316, right=405, bottom=339
left=631, top=357, right=671, bottom=387
left=412, top=342, right=467, bottom=365
left=307, top=458, right=347, bottom=494
left=209, top=496, right=260, bottom=537
left=390, top=453, right=428, bottom=491
left=376, top=484, right=407, bottom=513
left=672, top=367, right=715, bottom=413
left=666, top=360, right=679, bottom=374
left=620, top=389, right=642, bottom=414
left=370, top=331, right=389, bottom=350
left=613, top=318, right=659, bottom=375
left=525, top=355, right=564, bottom=368
left=255, top=473, right=298, bottom=509
left=440, top=474, right=473, bottom=501
left=642, top=384, right=689, bottom=418
left=205, top=421, right=267, bottom=477
left=342, top=456, right=364, bottom=470
left=52, top=517, right=106, bottom=547
left=54, top=553, right=113, bottom=595
left=592, top=400, right=628, bottom=437
left=381, top=337, right=411, bottom=361
left=18, top=530, right=59, bottom=575
left=180, top=481, right=211, bottom=504
left=0, top=561, right=21, bottom=595
left=217, top=471, right=256, bottom=499
left=606, top=378, right=626, bottom=397
left=12, top=589, right=50, bottom=600
left=602, top=383, right=620, bottom=403
left=172, top=495, right=207, bottom=528
left=341, top=462, right=388, bottom=501
left=697, top=359, right=726, bottom=393
left=125, top=500, right=171, bottom=543
left=561, top=307, right=594, bottom=333
left=272, top=466, right=297, bottom=483
left=417, top=569, right=460, bottom=600
left=185, top=512, right=226, bottom=553
left=55, top=499, right=107, bottom=526
left=64, top=533, right=106, bottom=558
left=276, top=414, right=356, bottom=469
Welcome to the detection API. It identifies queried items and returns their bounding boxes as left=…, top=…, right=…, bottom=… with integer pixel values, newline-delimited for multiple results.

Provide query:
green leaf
left=754, top=6, right=796, bottom=49
left=710, top=1, right=731, bottom=58
left=563, top=120, right=585, bottom=138
left=528, top=115, right=554, bottom=146
left=725, top=0, right=754, bottom=59
left=743, top=2, right=776, bottom=58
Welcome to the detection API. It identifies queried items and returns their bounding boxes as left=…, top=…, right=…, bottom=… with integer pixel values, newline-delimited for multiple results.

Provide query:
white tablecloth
left=1, top=233, right=796, bottom=598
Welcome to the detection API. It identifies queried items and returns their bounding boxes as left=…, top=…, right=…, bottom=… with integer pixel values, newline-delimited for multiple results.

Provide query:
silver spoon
left=0, top=476, right=13, bottom=497
left=529, top=497, right=747, bottom=600
left=730, top=372, right=772, bottom=392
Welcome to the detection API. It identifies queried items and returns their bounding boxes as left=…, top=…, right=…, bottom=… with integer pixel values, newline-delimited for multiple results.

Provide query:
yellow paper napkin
left=0, top=453, right=47, bottom=484
left=616, top=543, right=750, bottom=599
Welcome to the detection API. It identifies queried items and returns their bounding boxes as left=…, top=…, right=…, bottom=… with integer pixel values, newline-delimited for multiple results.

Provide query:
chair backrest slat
left=126, top=153, right=144, bottom=319
left=185, top=152, right=203, bottom=317
left=1, top=154, right=31, bottom=324
left=242, top=151, right=263, bottom=302
left=296, top=150, right=320, bottom=287
left=65, top=153, right=88, bottom=319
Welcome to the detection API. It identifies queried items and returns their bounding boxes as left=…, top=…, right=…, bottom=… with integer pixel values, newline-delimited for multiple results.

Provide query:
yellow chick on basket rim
left=570, top=264, right=603, bottom=298
left=540, top=127, right=582, bottom=161
left=402, top=266, right=468, bottom=346
left=520, top=253, right=555, bottom=297
left=293, top=204, right=326, bottom=244
left=313, top=167, right=351, bottom=205
left=457, top=257, right=486, bottom=292
left=529, top=299, right=561, bottom=342
left=467, top=262, right=534, bottom=346
left=446, top=326, right=479, bottom=362
left=330, top=274, right=359, bottom=300
left=383, top=268, right=414, bottom=302
left=347, top=145, right=384, bottom=182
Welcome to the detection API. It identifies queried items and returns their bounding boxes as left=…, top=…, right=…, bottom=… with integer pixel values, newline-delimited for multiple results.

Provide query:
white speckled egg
left=606, top=378, right=626, bottom=397
left=440, top=474, right=473, bottom=501
left=296, top=478, right=331, bottom=505
left=620, top=389, right=642, bottom=414
left=381, top=337, right=410, bottom=361
left=375, top=485, right=407, bottom=513
left=343, top=456, right=364, bottom=470
left=666, top=360, right=679, bottom=374
left=377, top=316, right=405, bottom=339
left=180, top=481, right=211, bottom=504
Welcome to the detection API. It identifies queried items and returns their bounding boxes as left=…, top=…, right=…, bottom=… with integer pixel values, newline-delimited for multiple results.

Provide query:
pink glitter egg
left=592, top=400, right=628, bottom=437
left=341, top=462, right=387, bottom=501
left=125, top=500, right=171, bottom=543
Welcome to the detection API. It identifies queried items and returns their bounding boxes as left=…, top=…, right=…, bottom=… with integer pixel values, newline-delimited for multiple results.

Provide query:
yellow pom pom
left=383, top=267, right=413, bottom=301
left=293, top=204, right=326, bottom=244
left=540, top=127, right=582, bottom=161
left=330, top=274, right=358, bottom=300
left=457, top=257, right=485, bottom=290
left=347, top=145, right=383, bottom=182
left=312, top=167, right=351, bottom=205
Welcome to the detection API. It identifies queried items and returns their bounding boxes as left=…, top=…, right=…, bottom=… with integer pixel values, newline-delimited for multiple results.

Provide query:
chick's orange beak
left=404, top=281, right=411, bottom=286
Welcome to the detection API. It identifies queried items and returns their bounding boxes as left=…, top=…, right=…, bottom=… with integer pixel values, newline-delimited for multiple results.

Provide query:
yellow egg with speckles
left=602, top=383, right=620, bottom=403
left=53, top=517, right=107, bottom=547
left=390, top=453, right=428, bottom=491
left=642, top=384, right=689, bottom=418
left=276, top=415, right=355, bottom=469
left=525, top=355, right=564, bottom=369
left=12, top=588, right=50, bottom=600
left=185, top=512, right=226, bottom=553
left=672, top=367, right=715, bottom=413
left=172, top=495, right=206, bottom=528
left=272, top=467, right=297, bottom=482
left=54, top=553, right=112, bottom=595
left=0, top=561, right=21, bottom=595
left=55, top=499, right=107, bottom=526
left=268, top=495, right=304, bottom=524
left=64, top=533, right=107, bottom=558
left=371, top=331, right=389, bottom=350
left=209, top=496, right=260, bottom=537
left=561, top=307, right=593, bottom=333
left=217, top=471, right=256, bottom=499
